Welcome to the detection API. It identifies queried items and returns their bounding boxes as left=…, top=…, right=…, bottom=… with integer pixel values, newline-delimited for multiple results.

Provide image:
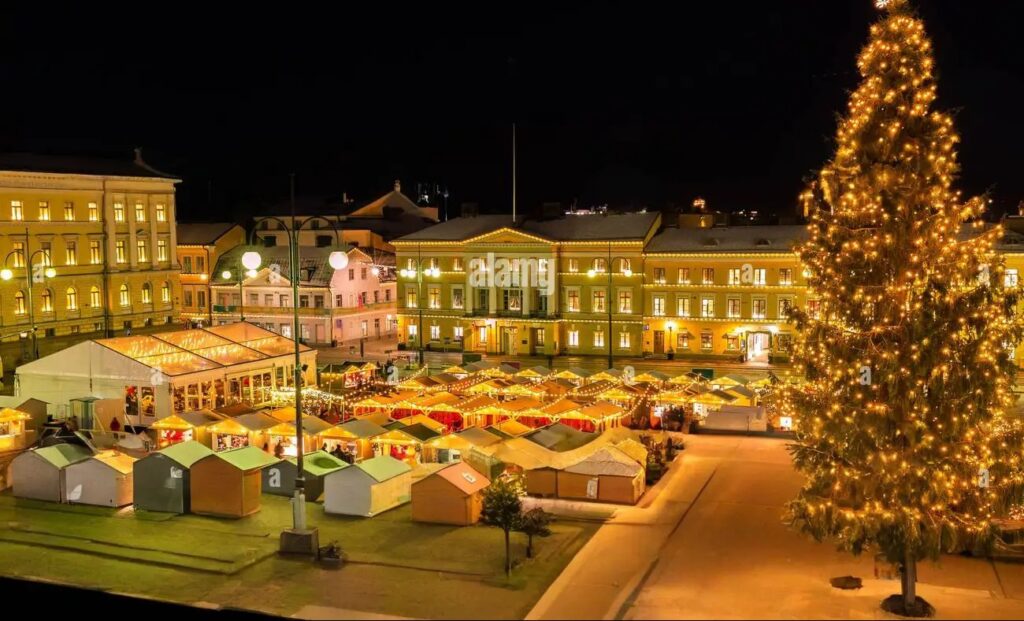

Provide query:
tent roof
left=177, top=409, right=227, bottom=427
left=213, top=446, right=280, bottom=471
left=501, top=397, right=545, bottom=413
left=614, top=438, right=650, bottom=466
left=488, top=419, right=533, bottom=437
left=634, top=370, right=670, bottom=382
left=336, top=419, right=389, bottom=438
left=724, top=385, right=756, bottom=399
left=268, top=415, right=335, bottom=436
left=0, top=407, right=32, bottom=423
left=357, top=455, right=412, bottom=482
left=429, top=462, right=490, bottom=495
left=553, top=367, right=591, bottom=379
left=229, top=412, right=281, bottom=431
left=564, top=446, right=643, bottom=477
left=394, top=423, right=441, bottom=442
left=578, top=402, right=626, bottom=419
left=397, top=414, right=446, bottom=433
left=32, top=443, right=93, bottom=468
left=157, top=440, right=215, bottom=467
left=456, top=426, right=503, bottom=447
left=289, top=450, right=349, bottom=476
left=525, top=423, right=594, bottom=451
left=540, top=399, right=582, bottom=417
left=89, top=450, right=137, bottom=474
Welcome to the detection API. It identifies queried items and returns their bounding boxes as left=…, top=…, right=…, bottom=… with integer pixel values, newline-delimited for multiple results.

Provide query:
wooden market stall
left=11, top=444, right=93, bottom=503
left=321, top=419, right=388, bottom=462
left=261, top=449, right=348, bottom=500
left=412, top=461, right=490, bottom=525
left=499, top=397, right=547, bottom=428
left=0, top=407, right=34, bottom=451
left=264, top=410, right=335, bottom=457
left=588, top=369, right=625, bottom=383
left=561, top=402, right=626, bottom=432
left=133, top=440, right=214, bottom=513
left=150, top=409, right=225, bottom=448
left=375, top=422, right=441, bottom=464
left=557, top=446, right=645, bottom=505
left=64, top=450, right=137, bottom=507
left=190, top=446, right=280, bottom=517
left=323, top=455, right=412, bottom=517
left=448, top=395, right=500, bottom=428
left=486, top=418, right=534, bottom=438
left=515, top=365, right=552, bottom=381
left=208, top=411, right=279, bottom=452
left=525, top=423, right=595, bottom=452
left=551, top=367, right=592, bottom=383
left=633, top=370, right=670, bottom=385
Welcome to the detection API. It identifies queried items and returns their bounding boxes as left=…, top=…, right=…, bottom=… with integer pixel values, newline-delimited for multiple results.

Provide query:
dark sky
left=0, top=1, right=1021, bottom=222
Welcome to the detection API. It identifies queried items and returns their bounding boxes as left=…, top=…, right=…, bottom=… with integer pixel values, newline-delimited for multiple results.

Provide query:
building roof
left=347, top=182, right=437, bottom=220
left=564, top=446, right=643, bottom=477
left=211, top=244, right=366, bottom=287
left=457, top=426, right=503, bottom=448
left=646, top=224, right=808, bottom=254
left=213, top=446, right=280, bottom=471
left=0, top=151, right=179, bottom=180
left=337, top=419, right=389, bottom=439
left=356, top=455, right=412, bottom=482
left=525, top=423, right=595, bottom=452
left=395, top=212, right=661, bottom=243
left=427, top=461, right=490, bottom=495
left=289, top=450, right=348, bottom=476
left=230, top=412, right=281, bottom=432
left=177, top=222, right=242, bottom=246
left=394, top=423, right=441, bottom=443
left=31, top=444, right=93, bottom=468
left=156, top=440, right=215, bottom=468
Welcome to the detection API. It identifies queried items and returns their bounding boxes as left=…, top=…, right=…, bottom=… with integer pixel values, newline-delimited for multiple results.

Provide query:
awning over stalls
left=633, top=371, right=670, bottom=383
left=552, top=367, right=592, bottom=381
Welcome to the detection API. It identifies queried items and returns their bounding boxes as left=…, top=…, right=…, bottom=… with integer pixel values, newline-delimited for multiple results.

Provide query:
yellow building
left=393, top=213, right=661, bottom=358
left=177, top=222, right=246, bottom=327
left=0, top=153, right=181, bottom=359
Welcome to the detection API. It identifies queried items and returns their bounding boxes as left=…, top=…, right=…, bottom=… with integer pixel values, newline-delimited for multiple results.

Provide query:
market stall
left=515, top=366, right=552, bottom=381
left=11, top=444, right=93, bottom=502
left=150, top=409, right=225, bottom=448
left=375, top=422, right=440, bottom=464
left=552, top=367, right=592, bottom=384
left=499, top=397, right=547, bottom=428
left=133, top=440, right=214, bottom=513
left=323, top=455, right=412, bottom=517
left=320, top=362, right=378, bottom=391
left=557, top=446, right=645, bottom=505
left=264, top=410, right=335, bottom=456
left=633, top=370, right=670, bottom=386
left=190, top=446, right=280, bottom=518
left=525, top=423, right=595, bottom=451
left=412, top=461, right=490, bottom=525
left=208, top=411, right=279, bottom=452
left=588, top=369, right=625, bottom=384
left=261, top=449, right=348, bottom=500
left=562, top=402, right=626, bottom=432
left=321, top=419, right=388, bottom=462
left=449, top=395, right=500, bottom=428
left=486, top=418, right=534, bottom=438
left=64, top=451, right=137, bottom=507
left=456, top=426, right=504, bottom=449
left=0, top=407, right=34, bottom=451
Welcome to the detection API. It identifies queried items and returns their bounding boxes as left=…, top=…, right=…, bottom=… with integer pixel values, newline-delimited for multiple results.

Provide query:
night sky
left=0, top=1, right=1021, bottom=222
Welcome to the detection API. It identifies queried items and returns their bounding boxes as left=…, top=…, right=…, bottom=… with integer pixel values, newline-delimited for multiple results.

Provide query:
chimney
left=460, top=202, right=479, bottom=218
left=394, top=179, right=401, bottom=193
left=133, top=147, right=145, bottom=165
left=1018, top=200, right=1024, bottom=217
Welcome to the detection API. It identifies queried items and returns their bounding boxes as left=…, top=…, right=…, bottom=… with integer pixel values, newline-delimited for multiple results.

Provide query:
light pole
left=2, top=240, right=57, bottom=360
left=243, top=184, right=349, bottom=554
left=220, top=262, right=254, bottom=323
left=587, top=241, right=628, bottom=369
left=398, top=243, right=440, bottom=366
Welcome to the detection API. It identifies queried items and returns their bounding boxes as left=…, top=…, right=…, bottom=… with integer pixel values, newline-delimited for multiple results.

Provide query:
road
left=531, top=435, right=1024, bottom=620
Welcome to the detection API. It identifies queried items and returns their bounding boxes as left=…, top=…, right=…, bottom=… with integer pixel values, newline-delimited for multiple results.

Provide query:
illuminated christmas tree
left=782, top=0, right=1024, bottom=615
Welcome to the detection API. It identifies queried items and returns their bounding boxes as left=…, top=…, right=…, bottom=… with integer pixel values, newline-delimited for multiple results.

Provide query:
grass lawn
left=0, top=493, right=599, bottom=619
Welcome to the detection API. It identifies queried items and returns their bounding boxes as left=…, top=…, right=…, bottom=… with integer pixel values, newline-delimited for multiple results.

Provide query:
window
left=677, top=296, right=691, bottom=317
left=726, top=335, right=740, bottom=350
left=452, top=257, right=463, bottom=272
left=807, top=299, right=821, bottom=319
left=428, top=258, right=439, bottom=271
left=137, top=240, right=149, bottom=262
left=40, top=289, right=53, bottom=313
left=299, top=295, right=309, bottom=308
left=116, top=240, right=127, bottom=264
left=619, top=331, right=631, bottom=349
left=454, top=326, right=464, bottom=340
left=567, top=289, right=580, bottom=312
left=618, top=290, right=632, bottom=313
left=619, top=258, right=631, bottom=274
left=678, top=267, right=690, bottom=284
left=728, top=268, right=741, bottom=285
left=429, top=287, right=441, bottom=309
left=374, top=291, right=379, bottom=303
left=156, top=204, right=167, bottom=222
left=14, top=291, right=25, bottom=315
left=162, top=282, right=171, bottom=303
left=568, top=258, right=579, bottom=273
left=592, top=289, right=606, bottom=313
left=701, top=331, right=713, bottom=350
left=38, top=201, right=50, bottom=221
left=593, top=330, right=605, bottom=347
left=654, top=267, right=666, bottom=284
left=141, top=283, right=152, bottom=304
left=65, top=241, right=77, bottom=265
left=752, top=298, right=767, bottom=319
left=1006, top=269, right=1019, bottom=287
left=182, top=256, right=193, bottom=273
left=64, top=202, right=75, bottom=221
left=196, top=256, right=205, bottom=272
left=335, top=294, right=343, bottom=307
left=197, top=291, right=206, bottom=308
left=406, top=288, right=418, bottom=308
left=702, top=268, right=714, bottom=285
left=385, top=289, right=391, bottom=302
left=184, top=290, right=194, bottom=307
left=727, top=297, right=741, bottom=318
left=701, top=296, right=715, bottom=318
left=361, top=267, right=367, bottom=279
left=349, top=269, right=355, bottom=281
left=503, top=288, right=522, bottom=311
left=408, top=324, right=418, bottom=339
left=135, top=203, right=146, bottom=222
left=90, top=286, right=101, bottom=308
left=314, top=295, right=325, bottom=308
left=11, top=200, right=23, bottom=221
left=538, top=258, right=549, bottom=274
left=12, top=242, right=25, bottom=268
left=90, top=241, right=102, bottom=265
left=677, top=333, right=689, bottom=349
left=452, top=286, right=464, bottom=309
left=753, top=268, right=766, bottom=286
left=430, top=325, right=441, bottom=341
left=592, top=257, right=607, bottom=273
left=88, top=202, right=99, bottom=222
left=568, top=330, right=579, bottom=347
left=66, top=287, right=78, bottom=310
left=114, top=202, right=125, bottom=222
left=157, top=240, right=168, bottom=262
left=478, top=325, right=488, bottom=344
left=265, top=294, right=274, bottom=306
left=40, top=242, right=52, bottom=266
left=653, top=295, right=665, bottom=316
left=779, top=298, right=793, bottom=318
left=779, top=268, right=793, bottom=286
left=119, top=284, right=130, bottom=306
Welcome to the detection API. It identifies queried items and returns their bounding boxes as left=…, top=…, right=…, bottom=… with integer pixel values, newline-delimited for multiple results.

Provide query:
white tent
left=702, top=405, right=767, bottom=432
left=323, top=455, right=412, bottom=517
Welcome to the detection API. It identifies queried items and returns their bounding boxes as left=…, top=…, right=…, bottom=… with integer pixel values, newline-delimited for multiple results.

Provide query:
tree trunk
left=902, top=548, right=917, bottom=612
left=527, top=534, right=534, bottom=559
left=504, top=528, right=511, bottom=576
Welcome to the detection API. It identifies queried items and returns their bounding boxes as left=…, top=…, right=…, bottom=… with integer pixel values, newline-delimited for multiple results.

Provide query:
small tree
left=516, top=508, right=554, bottom=558
left=481, top=477, right=522, bottom=575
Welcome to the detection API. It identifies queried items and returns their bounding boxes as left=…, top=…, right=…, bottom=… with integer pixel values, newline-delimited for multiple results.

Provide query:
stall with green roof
left=133, top=440, right=214, bottom=513
left=261, top=449, right=348, bottom=501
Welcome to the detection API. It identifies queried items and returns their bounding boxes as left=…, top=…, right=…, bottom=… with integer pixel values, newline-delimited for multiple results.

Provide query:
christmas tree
left=782, top=0, right=1024, bottom=615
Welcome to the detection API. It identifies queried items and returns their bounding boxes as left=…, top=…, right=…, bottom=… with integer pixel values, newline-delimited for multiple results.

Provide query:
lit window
left=1005, top=269, right=1019, bottom=288
left=135, top=203, right=146, bottom=222
left=11, top=200, right=23, bottom=221
left=567, top=289, right=580, bottom=312
left=701, top=331, right=713, bottom=350
left=452, top=257, right=463, bottom=272
left=64, top=201, right=75, bottom=221
left=141, top=283, right=152, bottom=304
left=429, top=287, right=441, bottom=309
left=12, top=242, right=25, bottom=268
left=66, top=287, right=78, bottom=310
left=726, top=335, right=740, bottom=350
left=779, top=268, right=793, bottom=286
left=568, top=258, right=579, bottom=273
left=116, top=240, right=127, bottom=264
left=41, top=289, right=53, bottom=313
left=807, top=299, right=821, bottom=319
left=406, top=288, right=418, bottom=308
left=157, top=239, right=168, bottom=262
left=592, top=258, right=606, bottom=273
left=592, top=290, right=606, bottom=313
left=90, top=286, right=101, bottom=308
left=156, top=204, right=167, bottom=222
left=40, top=242, right=52, bottom=266
left=430, top=325, right=440, bottom=341
left=654, top=267, right=665, bottom=284
left=454, top=326, right=464, bottom=340
left=452, top=287, right=464, bottom=309
left=478, top=325, right=488, bottom=344
left=38, top=201, right=50, bottom=221
left=677, top=333, right=689, bottom=349
left=727, top=298, right=741, bottom=318
left=114, top=202, right=125, bottom=222
left=119, top=284, right=130, bottom=306
left=65, top=242, right=77, bottom=266
left=619, top=258, right=631, bottom=274
left=701, top=296, right=715, bottom=318
left=652, top=295, right=665, bottom=316
left=753, top=269, right=766, bottom=286
left=161, top=281, right=171, bottom=303
left=88, top=202, right=99, bottom=221
left=677, top=297, right=690, bottom=317
left=137, top=240, right=149, bottom=262
left=619, top=331, right=631, bottom=349
left=618, top=290, right=632, bottom=313
left=568, top=330, right=579, bottom=347
left=677, top=268, right=690, bottom=284
left=593, top=330, right=605, bottom=347
left=702, top=268, right=714, bottom=285
left=408, top=324, right=418, bottom=339
left=728, top=268, right=741, bottom=285
left=752, top=298, right=767, bottom=319
left=14, top=291, right=25, bottom=315
left=779, top=298, right=793, bottom=318
left=90, top=241, right=102, bottom=265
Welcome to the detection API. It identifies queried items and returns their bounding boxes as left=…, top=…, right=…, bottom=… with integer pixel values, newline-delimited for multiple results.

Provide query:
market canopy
left=326, top=419, right=389, bottom=439
left=151, top=410, right=226, bottom=430
left=266, top=415, right=335, bottom=437
left=540, top=399, right=583, bottom=418
left=564, top=446, right=643, bottom=477
left=588, top=368, right=625, bottom=383
left=714, top=373, right=752, bottom=388
left=552, top=367, right=592, bottom=381
left=516, top=366, right=552, bottom=379
left=0, top=408, right=32, bottom=424
left=209, top=412, right=280, bottom=435
left=156, top=440, right=214, bottom=468
left=633, top=371, right=670, bottom=383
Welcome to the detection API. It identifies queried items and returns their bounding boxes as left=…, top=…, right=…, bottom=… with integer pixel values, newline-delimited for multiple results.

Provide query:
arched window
left=41, top=288, right=53, bottom=313
left=161, top=281, right=170, bottom=304
left=119, top=284, right=130, bottom=306
left=141, top=282, right=152, bottom=304
left=66, top=287, right=78, bottom=311
left=14, top=291, right=25, bottom=315
left=90, top=286, right=101, bottom=308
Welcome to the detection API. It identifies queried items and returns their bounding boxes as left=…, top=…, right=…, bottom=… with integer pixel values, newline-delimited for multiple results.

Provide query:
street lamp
left=220, top=263, right=259, bottom=323
left=2, top=240, right=57, bottom=360
left=587, top=241, right=628, bottom=369
left=398, top=244, right=439, bottom=366
left=245, top=191, right=349, bottom=554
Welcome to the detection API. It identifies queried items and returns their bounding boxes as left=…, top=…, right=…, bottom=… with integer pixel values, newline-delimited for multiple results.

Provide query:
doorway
left=501, top=327, right=519, bottom=354
left=746, top=332, right=770, bottom=362
left=531, top=327, right=545, bottom=355
left=653, top=330, right=665, bottom=354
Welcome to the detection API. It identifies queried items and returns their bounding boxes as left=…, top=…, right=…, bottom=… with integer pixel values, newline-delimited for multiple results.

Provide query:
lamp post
left=2, top=240, right=57, bottom=360
left=398, top=244, right=440, bottom=366
left=221, top=262, right=255, bottom=323
left=245, top=193, right=349, bottom=554
left=587, top=241, right=628, bottom=369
